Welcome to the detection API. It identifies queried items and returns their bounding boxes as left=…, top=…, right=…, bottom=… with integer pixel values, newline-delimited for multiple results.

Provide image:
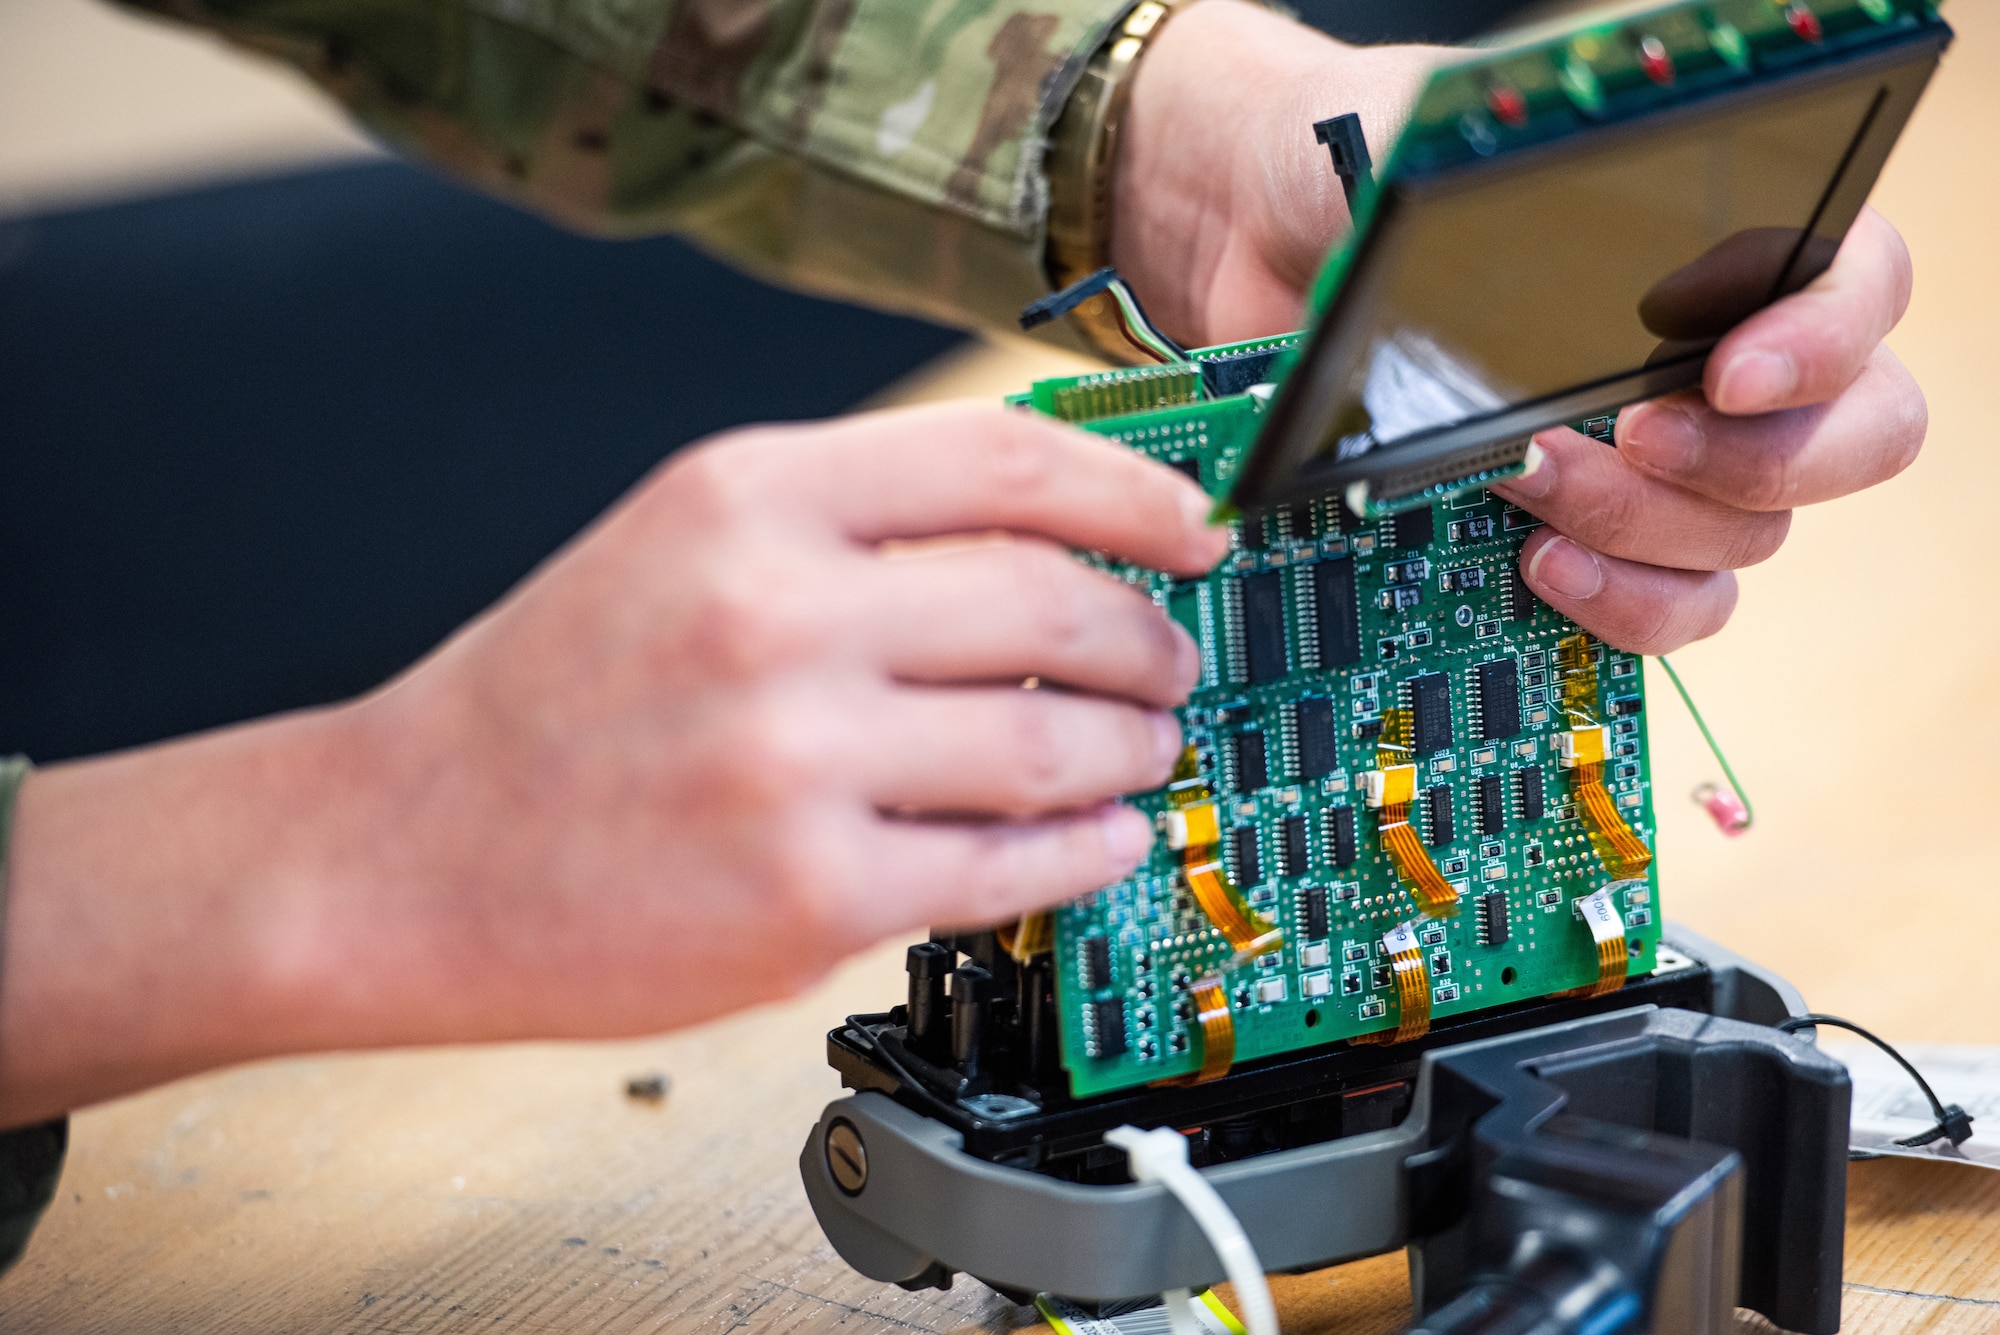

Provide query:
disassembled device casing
left=802, top=2, right=1949, bottom=1330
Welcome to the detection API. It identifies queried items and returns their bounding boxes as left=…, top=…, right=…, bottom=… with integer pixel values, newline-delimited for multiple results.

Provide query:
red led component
left=1638, top=35, right=1674, bottom=84
left=1786, top=2, right=1825, bottom=41
left=1487, top=85, right=1528, bottom=127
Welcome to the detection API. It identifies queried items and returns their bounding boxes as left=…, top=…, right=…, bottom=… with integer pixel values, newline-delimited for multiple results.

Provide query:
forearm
left=114, top=0, right=1129, bottom=339
left=0, top=707, right=380, bottom=1127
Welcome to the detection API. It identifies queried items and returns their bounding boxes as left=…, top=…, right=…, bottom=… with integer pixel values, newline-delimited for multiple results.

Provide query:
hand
left=1491, top=207, right=1925, bottom=651
left=0, top=403, right=1227, bottom=1124
left=1116, top=2, right=1926, bottom=654
left=1113, top=0, right=1435, bottom=348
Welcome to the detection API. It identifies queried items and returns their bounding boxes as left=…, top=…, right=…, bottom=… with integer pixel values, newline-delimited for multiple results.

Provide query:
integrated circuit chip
left=1408, top=672, right=1453, bottom=754
left=1286, top=502, right=1315, bottom=541
left=1280, top=814, right=1309, bottom=878
left=1425, top=785, right=1454, bottom=848
left=1297, top=697, right=1340, bottom=778
left=1232, top=730, right=1269, bottom=792
left=1231, top=825, right=1263, bottom=888
left=1326, top=803, right=1357, bottom=867
left=1476, top=657, right=1522, bottom=740
left=1242, top=571, right=1288, bottom=682
left=1082, top=935, right=1112, bottom=991
left=1302, top=884, right=1330, bottom=940
left=1478, top=773, right=1506, bottom=835
left=1391, top=503, right=1436, bottom=550
left=1519, top=767, right=1546, bottom=822
left=1307, top=556, right=1359, bottom=669
left=1090, top=996, right=1128, bottom=1058
left=1477, top=891, right=1511, bottom=947
left=1504, top=564, right=1539, bottom=621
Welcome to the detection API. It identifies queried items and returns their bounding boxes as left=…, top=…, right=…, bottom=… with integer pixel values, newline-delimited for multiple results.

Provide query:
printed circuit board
left=1019, top=355, right=1661, bottom=1099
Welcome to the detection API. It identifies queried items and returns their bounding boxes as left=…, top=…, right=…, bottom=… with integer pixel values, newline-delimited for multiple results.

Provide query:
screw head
left=825, top=1120, right=868, bottom=1195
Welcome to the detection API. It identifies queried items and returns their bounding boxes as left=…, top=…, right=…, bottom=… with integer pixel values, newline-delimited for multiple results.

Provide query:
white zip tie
left=1104, top=1125, right=1278, bottom=1335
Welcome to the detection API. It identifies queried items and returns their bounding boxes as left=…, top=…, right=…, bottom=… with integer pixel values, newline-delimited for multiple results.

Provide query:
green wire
left=1655, top=655, right=1754, bottom=829
left=1107, top=281, right=1187, bottom=364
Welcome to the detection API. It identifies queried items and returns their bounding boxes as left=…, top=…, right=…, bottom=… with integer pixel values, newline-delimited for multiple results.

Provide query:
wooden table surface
left=5, top=4, right=1999, bottom=1332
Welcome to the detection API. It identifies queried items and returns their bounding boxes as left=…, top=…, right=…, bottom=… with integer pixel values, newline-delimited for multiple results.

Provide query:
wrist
left=1113, top=1, right=1437, bottom=346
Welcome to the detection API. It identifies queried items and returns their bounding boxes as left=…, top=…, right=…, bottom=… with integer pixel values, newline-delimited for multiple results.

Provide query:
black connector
left=1313, top=113, right=1373, bottom=209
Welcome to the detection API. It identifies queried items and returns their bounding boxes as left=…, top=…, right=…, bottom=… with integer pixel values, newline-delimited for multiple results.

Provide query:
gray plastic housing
left=799, top=923, right=1818, bottom=1304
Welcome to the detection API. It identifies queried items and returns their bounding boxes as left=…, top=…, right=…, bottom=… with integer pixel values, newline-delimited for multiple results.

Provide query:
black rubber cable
left=1777, top=1012, right=1975, bottom=1149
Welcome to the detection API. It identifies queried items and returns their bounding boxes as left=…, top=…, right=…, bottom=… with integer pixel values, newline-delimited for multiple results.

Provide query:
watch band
left=1043, top=0, right=1191, bottom=362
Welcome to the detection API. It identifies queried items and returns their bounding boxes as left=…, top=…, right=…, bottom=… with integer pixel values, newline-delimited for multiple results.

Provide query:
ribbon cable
left=1352, top=919, right=1431, bottom=1045
left=1553, top=885, right=1632, bottom=999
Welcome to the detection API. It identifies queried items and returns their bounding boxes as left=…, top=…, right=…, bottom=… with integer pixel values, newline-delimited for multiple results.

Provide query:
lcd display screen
left=1319, top=78, right=1879, bottom=463
left=1235, top=32, right=1947, bottom=512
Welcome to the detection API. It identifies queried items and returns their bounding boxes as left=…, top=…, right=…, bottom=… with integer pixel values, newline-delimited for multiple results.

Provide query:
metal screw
left=825, top=1120, right=868, bottom=1195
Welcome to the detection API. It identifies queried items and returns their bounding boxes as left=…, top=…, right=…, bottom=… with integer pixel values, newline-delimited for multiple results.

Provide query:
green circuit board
left=1025, top=359, right=1662, bottom=1099
left=1008, top=0, right=1951, bottom=1100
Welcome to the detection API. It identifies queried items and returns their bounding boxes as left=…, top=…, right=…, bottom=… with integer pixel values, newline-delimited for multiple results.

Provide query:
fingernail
left=1101, top=804, right=1155, bottom=871
left=1149, top=711, right=1185, bottom=770
left=1716, top=351, right=1796, bottom=412
left=1505, top=441, right=1555, bottom=499
left=1526, top=536, right=1603, bottom=601
left=1622, top=402, right=1704, bottom=473
left=1180, top=484, right=1217, bottom=532
left=1170, top=623, right=1202, bottom=696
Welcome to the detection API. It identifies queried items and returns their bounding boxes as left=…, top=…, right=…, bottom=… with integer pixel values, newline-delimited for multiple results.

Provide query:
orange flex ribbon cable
left=1553, top=885, right=1634, bottom=999
left=998, top=912, right=1054, bottom=962
left=1365, top=710, right=1459, bottom=917
left=1151, top=975, right=1237, bottom=1088
left=1186, top=977, right=1237, bottom=1084
left=1554, top=635, right=1655, bottom=881
left=1162, top=746, right=1285, bottom=966
left=1352, top=920, right=1432, bottom=1045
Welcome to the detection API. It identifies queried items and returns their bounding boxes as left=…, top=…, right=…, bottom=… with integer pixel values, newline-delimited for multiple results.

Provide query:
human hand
left=1115, top=3, right=1925, bottom=654
left=1112, top=0, right=1435, bottom=348
left=1490, top=207, right=1925, bottom=651
left=0, top=403, right=1227, bottom=1123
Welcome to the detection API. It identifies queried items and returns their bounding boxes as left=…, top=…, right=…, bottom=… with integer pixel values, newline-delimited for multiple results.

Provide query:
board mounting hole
left=1501, top=967, right=1518, bottom=985
left=1304, top=1010, right=1321, bottom=1028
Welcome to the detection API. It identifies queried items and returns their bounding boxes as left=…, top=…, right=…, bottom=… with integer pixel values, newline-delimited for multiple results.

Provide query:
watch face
left=1234, top=3, right=1949, bottom=514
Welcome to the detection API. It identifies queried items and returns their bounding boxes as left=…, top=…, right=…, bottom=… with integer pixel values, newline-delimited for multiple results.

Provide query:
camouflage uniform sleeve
left=118, top=0, right=1131, bottom=341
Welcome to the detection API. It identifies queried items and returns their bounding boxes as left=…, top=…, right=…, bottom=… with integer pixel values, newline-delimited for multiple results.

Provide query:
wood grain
left=2, top=2, right=1997, bottom=1330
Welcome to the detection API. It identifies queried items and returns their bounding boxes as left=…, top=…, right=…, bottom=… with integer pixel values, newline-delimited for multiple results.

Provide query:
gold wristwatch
left=1043, top=0, right=1191, bottom=362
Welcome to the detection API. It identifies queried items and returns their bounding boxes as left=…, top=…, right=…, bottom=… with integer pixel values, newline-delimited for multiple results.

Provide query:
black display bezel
left=1232, top=24, right=1951, bottom=514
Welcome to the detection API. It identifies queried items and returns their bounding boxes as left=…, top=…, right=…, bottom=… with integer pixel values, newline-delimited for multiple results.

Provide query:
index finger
left=1702, top=205, right=1913, bottom=416
left=738, top=402, right=1230, bottom=577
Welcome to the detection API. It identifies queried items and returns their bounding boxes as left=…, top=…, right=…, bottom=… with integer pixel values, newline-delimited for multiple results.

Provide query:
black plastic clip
left=1313, top=113, right=1373, bottom=209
